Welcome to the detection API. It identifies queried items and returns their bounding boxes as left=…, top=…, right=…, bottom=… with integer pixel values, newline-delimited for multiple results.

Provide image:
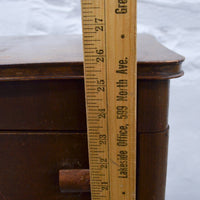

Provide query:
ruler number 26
left=96, top=49, right=104, bottom=63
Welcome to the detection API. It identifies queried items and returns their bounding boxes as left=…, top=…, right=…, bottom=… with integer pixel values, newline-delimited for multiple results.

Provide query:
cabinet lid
left=0, top=34, right=184, bottom=81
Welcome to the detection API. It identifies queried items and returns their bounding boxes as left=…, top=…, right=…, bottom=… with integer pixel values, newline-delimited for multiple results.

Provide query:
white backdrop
left=0, top=0, right=199, bottom=199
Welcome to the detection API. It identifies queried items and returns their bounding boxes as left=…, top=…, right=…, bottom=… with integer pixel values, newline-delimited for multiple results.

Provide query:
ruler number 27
left=95, top=18, right=103, bottom=32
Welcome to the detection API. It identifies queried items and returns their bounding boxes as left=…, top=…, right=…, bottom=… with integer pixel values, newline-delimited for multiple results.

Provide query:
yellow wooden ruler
left=81, top=0, right=137, bottom=199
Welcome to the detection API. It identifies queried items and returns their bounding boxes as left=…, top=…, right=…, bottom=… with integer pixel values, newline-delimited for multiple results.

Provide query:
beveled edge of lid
left=137, top=62, right=184, bottom=80
left=137, top=34, right=185, bottom=80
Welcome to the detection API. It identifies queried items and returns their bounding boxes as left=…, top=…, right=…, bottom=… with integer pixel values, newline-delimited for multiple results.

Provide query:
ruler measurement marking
left=82, top=7, right=100, bottom=9
left=85, top=77, right=98, bottom=79
left=93, top=151, right=104, bottom=153
left=84, top=35, right=94, bottom=38
left=86, top=80, right=96, bottom=83
left=85, top=55, right=104, bottom=57
left=84, top=40, right=101, bottom=42
left=83, top=32, right=96, bottom=34
left=86, top=70, right=101, bottom=73
left=83, top=24, right=105, bottom=26
left=85, top=67, right=96, bottom=69
left=83, top=20, right=93, bottom=22
left=89, top=126, right=103, bottom=130
left=84, top=47, right=97, bottom=49
left=85, top=63, right=99, bottom=65
left=88, top=106, right=99, bottom=108
left=82, top=11, right=93, bottom=14
left=83, top=15, right=96, bottom=17
left=84, top=43, right=95, bottom=45
left=86, top=75, right=97, bottom=77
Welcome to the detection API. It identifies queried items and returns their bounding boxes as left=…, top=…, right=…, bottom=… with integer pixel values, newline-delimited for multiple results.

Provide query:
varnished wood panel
left=0, top=79, right=86, bottom=131
left=0, top=132, right=89, bottom=200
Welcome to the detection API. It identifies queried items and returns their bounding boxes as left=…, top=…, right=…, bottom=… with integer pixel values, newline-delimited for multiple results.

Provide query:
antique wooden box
left=0, top=34, right=184, bottom=200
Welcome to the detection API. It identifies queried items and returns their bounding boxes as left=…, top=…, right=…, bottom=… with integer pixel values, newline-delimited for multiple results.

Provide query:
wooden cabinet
left=0, top=34, right=184, bottom=200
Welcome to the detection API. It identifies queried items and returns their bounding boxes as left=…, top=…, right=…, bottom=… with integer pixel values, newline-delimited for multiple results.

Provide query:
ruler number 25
left=97, top=79, right=105, bottom=92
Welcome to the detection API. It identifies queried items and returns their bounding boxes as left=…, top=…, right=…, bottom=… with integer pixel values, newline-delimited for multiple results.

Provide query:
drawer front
left=0, top=79, right=86, bottom=131
left=0, top=132, right=90, bottom=200
left=0, top=79, right=169, bottom=133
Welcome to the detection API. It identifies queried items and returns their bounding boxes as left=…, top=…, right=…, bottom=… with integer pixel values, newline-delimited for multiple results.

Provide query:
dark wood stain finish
left=0, top=79, right=86, bottom=131
left=0, top=34, right=184, bottom=200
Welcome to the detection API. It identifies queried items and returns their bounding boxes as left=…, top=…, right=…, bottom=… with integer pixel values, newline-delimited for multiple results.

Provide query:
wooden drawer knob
left=59, top=169, right=90, bottom=193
